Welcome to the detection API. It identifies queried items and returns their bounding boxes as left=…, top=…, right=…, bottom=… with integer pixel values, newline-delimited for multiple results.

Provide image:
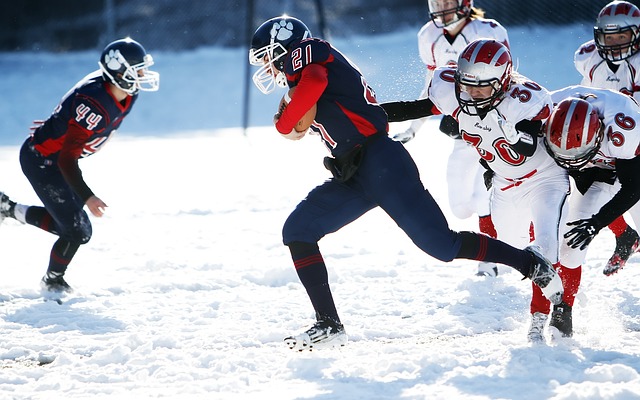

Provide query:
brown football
left=278, top=86, right=317, bottom=132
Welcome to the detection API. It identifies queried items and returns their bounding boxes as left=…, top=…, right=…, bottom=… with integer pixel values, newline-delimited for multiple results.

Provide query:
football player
left=382, top=39, right=572, bottom=343
left=393, top=0, right=510, bottom=277
left=250, top=16, right=563, bottom=352
left=573, top=0, right=640, bottom=275
left=0, top=38, right=159, bottom=292
left=541, top=86, right=640, bottom=339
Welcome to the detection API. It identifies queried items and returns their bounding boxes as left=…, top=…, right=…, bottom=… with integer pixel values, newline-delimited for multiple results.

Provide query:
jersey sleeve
left=427, top=66, right=458, bottom=116
left=484, top=19, right=510, bottom=49
left=276, top=63, right=328, bottom=134
left=58, top=122, right=94, bottom=202
left=574, top=41, right=598, bottom=83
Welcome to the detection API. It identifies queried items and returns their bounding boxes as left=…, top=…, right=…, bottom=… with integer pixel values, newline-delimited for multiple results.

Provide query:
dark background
left=0, top=0, right=635, bottom=52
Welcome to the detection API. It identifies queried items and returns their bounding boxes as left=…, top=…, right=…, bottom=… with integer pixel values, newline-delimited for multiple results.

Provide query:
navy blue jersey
left=283, top=38, right=388, bottom=157
left=31, top=70, right=137, bottom=159
left=27, top=70, right=137, bottom=201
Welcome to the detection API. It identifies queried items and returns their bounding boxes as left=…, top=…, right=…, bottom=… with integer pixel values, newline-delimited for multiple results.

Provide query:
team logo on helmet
left=104, top=49, right=127, bottom=71
left=270, top=20, right=295, bottom=42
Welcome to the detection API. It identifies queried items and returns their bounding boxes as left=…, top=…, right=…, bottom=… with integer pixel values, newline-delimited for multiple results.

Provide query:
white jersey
left=550, top=85, right=640, bottom=170
left=429, top=66, right=556, bottom=181
left=574, top=40, right=640, bottom=101
left=429, top=67, right=568, bottom=262
left=550, top=85, right=640, bottom=269
left=417, top=18, right=509, bottom=92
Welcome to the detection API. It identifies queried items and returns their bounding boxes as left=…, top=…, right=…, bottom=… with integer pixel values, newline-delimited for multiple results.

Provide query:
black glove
left=439, top=115, right=461, bottom=139
left=483, top=169, right=494, bottom=190
left=564, top=216, right=603, bottom=250
left=478, top=158, right=493, bottom=190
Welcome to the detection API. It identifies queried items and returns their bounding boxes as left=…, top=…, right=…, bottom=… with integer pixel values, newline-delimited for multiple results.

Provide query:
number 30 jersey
left=428, top=66, right=555, bottom=180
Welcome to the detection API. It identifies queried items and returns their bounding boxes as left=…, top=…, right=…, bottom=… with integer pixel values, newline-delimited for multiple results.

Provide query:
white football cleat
left=284, top=317, right=347, bottom=352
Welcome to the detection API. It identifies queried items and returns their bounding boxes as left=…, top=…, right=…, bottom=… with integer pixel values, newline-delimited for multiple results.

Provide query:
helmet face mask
left=543, top=98, right=604, bottom=170
left=249, top=42, right=288, bottom=95
left=249, top=16, right=312, bottom=94
left=454, top=39, right=512, bottom=116
left=99, top=38, right=159, bottom=95
left=594, top=1, right=640, bottom=62
left=428, top=0, right=472, bottom=30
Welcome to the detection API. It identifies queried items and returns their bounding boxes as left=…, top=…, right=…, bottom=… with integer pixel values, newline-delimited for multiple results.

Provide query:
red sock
left=530, top=282, right=550, bottom=314
left=479, top=215, right=497, bottom=238
left=608, top=216, right=628, bottom=237
left=558, top=264, right=582, bottom=307
left=529, top=222, right=535, bottom=242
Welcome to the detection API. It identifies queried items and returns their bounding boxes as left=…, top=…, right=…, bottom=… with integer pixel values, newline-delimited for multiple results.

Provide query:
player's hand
left=86, top=195, right=108, bottom=218
left=564, top=217, right=602, bottom=250
left=392, top=128, right=415, bottom=143
left=439, top=115, right=461, bottom=139
left=483, top=169, right=494, bottom=190
left=280, top=128, right=307, bottom=140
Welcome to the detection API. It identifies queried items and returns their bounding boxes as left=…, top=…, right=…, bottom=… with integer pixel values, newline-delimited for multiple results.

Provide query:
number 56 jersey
left=550, top=85, right=640, bottom=168
left=428, top=66, right=556, bottom=181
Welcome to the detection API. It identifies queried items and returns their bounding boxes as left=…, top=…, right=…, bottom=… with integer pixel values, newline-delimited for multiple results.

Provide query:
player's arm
left=380, top=98, right=440, bottom=122
left=58, top=123, right=107, bottom=217
left=275, top=64, right=327, bottom=135
left=593, top=155, right=640, bottom=227
left=508, top=119, right=540, bottom=157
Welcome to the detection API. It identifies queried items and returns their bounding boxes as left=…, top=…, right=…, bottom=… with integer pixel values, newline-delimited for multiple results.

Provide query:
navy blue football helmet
left=99, top=38, right=159, bottom=95
left=249, top=16, right=312, bottom=94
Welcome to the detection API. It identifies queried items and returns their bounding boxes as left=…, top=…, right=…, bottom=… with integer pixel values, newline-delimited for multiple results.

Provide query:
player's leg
left=282, top=179, right=376, bottom=350
left=20, top=142, right=92, bottom=291
left=526, top=172, right=570, bottom=340
left=552, top=182, right=611, bottom=338
left=604, top=214, right=639, bottom=275
left=361, top=138, right=562, bottom=302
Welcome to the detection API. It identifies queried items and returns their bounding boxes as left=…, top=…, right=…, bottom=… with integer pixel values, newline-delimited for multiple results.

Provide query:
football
left=278, top=86, right=317, bottom=132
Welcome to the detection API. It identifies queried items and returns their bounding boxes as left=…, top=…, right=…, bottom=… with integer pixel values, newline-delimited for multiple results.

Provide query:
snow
left=1, top=23, right=640, bottom=399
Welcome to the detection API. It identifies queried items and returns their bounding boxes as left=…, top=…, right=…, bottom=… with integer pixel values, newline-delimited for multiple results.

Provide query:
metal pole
left=242, top=0, right=255, bottom=136
left=104, top=0, right=115, bottom=44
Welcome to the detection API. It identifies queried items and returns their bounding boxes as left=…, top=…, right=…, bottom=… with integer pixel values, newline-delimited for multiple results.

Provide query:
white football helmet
left=594, top=1, right=640, bottom=62
left=428, top=0, right=473, bottom=30
left=454, top=39, right=512, bottom=116
left=543, top=98, right=604, bottom=170
left=249, top=16, right=312, bottom=94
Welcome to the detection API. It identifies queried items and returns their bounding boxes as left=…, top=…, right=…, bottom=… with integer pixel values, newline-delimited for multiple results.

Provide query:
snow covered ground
left=1, top=23, right=639, bottom=399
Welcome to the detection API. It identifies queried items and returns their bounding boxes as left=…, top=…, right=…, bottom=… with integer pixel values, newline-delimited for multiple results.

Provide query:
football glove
left=392, top=128, right=415, bottom=143
left=479, top=158, right=494, bottom=190
left=439, top=115, right=461, bottom=139
left=564, top=216, right=603, bottom=250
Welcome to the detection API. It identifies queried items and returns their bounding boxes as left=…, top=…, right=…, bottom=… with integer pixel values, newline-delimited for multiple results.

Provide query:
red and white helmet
left=543, top=98, right=604, bottom=170
left=428, top=0, right=473, bottom=30
left=454, top=39, right=512, bottom=115
left=594, top=1, right=640, bottom=62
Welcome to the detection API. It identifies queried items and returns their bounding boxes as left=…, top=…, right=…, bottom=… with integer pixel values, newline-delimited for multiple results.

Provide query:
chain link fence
left=1, top=0, right=636, bottom=52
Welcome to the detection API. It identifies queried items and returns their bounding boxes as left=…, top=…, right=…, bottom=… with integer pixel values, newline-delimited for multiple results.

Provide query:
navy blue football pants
left=283, top=135, right=462, bottom=261
left=19, top=140, right=92, bottom=273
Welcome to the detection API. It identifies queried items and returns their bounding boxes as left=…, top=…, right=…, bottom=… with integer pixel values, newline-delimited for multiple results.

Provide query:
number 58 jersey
left=428, top=66, right=555, bottom=180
